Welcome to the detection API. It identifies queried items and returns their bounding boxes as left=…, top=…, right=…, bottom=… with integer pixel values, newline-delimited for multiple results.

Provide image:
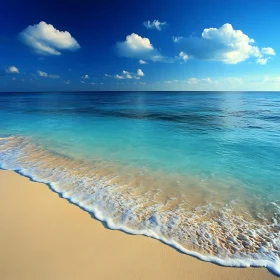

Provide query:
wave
left=0, top=135, right=280, bottom=275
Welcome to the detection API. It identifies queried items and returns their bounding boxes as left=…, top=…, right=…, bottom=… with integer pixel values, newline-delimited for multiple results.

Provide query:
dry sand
left=0, top=169, right=278, bottom=280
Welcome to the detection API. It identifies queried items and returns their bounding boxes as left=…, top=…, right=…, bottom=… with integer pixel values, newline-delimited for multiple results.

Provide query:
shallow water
left=1, top=91, right=280, bottom=274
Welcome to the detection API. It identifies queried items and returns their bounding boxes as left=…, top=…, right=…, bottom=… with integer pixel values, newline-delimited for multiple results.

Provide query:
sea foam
left=1, top=136, right=280, bottom=275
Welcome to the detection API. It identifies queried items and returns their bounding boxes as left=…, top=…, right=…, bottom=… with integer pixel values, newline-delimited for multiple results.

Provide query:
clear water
left=1, top=91, right=280, bottom=274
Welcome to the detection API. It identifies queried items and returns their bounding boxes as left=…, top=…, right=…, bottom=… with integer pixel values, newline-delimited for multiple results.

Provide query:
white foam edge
left=0, top=162, right=280, bottom=277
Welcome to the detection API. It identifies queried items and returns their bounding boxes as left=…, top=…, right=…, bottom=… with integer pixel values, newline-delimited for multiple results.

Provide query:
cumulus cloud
left=137, top=69, right=144, bottom=76
left=256, top=57, right=270, bottom=65
left=115, top=33, right=165, bottom=61
left=115, top=74, right=124, bottom=79
left=139, top=59, right=147, bottom=64
left=262, top=47, right=276, bottom=56
left=19, top=21, right=80, bottom=55
left=174, top=23, right=275, bottom=64
left=6, top=66, right=19, bottom=73
left=107, top=69, right=145, bottom=80
left=37, top=70, right=59, bottom=78
left=143, top=20, right=167, bottom=31
left=179, top=51, right=188, bottom=62
left=82, top=74, right=89, bottom=79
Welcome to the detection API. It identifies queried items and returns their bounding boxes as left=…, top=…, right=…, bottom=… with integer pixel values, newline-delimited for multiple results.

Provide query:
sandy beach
left=0, top=169, right=278, bottom=280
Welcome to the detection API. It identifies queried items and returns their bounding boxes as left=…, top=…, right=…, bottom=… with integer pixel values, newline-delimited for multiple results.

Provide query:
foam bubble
left=1, top=136, right=280, bottom=275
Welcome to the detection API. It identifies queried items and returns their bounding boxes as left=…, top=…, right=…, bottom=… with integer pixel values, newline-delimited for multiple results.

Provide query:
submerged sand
left=0, top=169, right=278, bottom=280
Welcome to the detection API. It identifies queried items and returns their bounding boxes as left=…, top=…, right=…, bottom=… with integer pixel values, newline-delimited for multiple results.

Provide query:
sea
left=1, top=91, right=280, bottom=274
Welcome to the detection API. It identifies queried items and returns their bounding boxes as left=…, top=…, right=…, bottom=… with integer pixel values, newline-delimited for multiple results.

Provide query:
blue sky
left=1, top=0, right=280, bottom=91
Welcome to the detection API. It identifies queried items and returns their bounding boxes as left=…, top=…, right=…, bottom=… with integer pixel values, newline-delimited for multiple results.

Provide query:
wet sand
left=0, top=169, right=278, bottom=280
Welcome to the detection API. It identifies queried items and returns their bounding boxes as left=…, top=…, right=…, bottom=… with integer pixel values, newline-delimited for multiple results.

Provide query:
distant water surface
left=1, top=91, right=280, bottom=274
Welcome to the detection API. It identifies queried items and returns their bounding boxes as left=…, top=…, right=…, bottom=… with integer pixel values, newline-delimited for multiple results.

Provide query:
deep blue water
left=1, top=91, right=280, bottom=273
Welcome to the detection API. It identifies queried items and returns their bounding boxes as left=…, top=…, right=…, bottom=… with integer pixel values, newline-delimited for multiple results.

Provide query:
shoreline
left=0, top=169, right=278, bottom=280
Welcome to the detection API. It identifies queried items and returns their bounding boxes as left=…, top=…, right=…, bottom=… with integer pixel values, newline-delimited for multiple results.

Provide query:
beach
left=0, top=169, right=277, bottom=280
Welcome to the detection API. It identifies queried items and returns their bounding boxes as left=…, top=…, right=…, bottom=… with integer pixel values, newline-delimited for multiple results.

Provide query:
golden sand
left=0, top=169, right=278, bottom=280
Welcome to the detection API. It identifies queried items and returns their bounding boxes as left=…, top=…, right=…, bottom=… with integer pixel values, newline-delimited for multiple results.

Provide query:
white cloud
left=37, top=70, right=59, bottom=78
left=187, top=78, right=199, bottom=84
left=187, top=77, right=212, bottom=84
left=19, top=21, right=80, bottom=55
left=262, top=47, right=276, bottom=56
left=122, top=70, right=132, bottom=78
left=201, top=77, right=212, bottom=83
left=256, top=57, right=270, bottom=65
left=64, top=80, right=71, bottom=84
left=109, top=69, right=145, bottom=80
left=6, top=66, right=19, bottom=73
left=115, top=33, right=164, bottom=61
left=143, top=20, right=167, bottom=31
left=172, top=36, right=183, bottom=43
left=90, top=82, right=95, bottom=85
left=179, top=51, right=188, bottom=62
left=175, top=23, right=275, bottom=64
left=81, top=81, right=85, bottom=84
left=137, top=69, right=144, bottom=76
left=139, top=59, right=147, bottom=64
left=82, top=74, right=89, bottom=79
left=115, top=74, right=124, bottom=79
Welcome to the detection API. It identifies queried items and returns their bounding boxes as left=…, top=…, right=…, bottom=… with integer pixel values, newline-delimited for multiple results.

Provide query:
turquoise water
left=1, top=91, right=280, bottom=274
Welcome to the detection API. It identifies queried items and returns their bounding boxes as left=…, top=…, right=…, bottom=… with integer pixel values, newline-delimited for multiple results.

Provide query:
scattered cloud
left=262, top=47, right=276, bottom=56
left=174, top=23, right=275, bottom=64
left=81, top=74, right=89, bottom=79
left=107, top=69, right=145, bottom=80
left=12, top=77, right=16, bottom=81
left=139, top=59, right=147, bottom=64
left=81, top=81, right=85, bottom=84
left=256, top=57, right=270, bottom=65
left=6, top=66, right=19, bottom=73
left=19, top=21, right=80, bottom=55
left=37, top=70, right=60, bottom=78
left=172, top=36, right=183, bottom=43
left=64, top=80, right=71, bottom=84
left=187, top=78, right=199, bottom=84
left=115, top=74, right=124, bottom=79
left=137, top=69, right=144, bottom=76
left=90, top=82, right=95, bottom=85
left=143, top=20, right=167, bottom=31
left=186, top=77, right=212, bottom=84
left=179, top=51, right=188, bottom=62
left=115, top=33, right=165, bottom=61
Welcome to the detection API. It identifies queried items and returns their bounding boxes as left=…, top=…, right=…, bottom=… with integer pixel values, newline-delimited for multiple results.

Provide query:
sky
left=1, top=0, right=280, bottom=91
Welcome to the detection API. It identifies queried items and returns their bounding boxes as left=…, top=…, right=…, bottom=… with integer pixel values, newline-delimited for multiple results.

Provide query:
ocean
left=1, top=91, right=280, bottom=274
